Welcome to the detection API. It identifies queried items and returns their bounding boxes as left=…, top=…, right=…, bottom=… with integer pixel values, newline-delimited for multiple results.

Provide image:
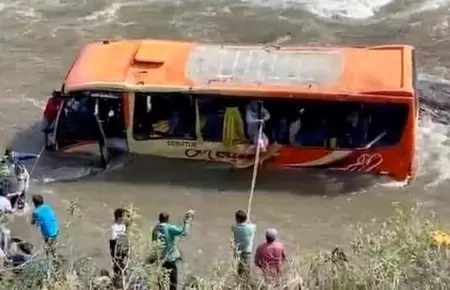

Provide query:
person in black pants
left=109, top=208, right=129, bottom=288
left=151, top=210, right=194, bottom=290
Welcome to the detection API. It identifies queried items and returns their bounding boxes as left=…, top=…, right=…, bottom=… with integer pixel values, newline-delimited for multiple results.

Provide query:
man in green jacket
left=152, top=210, right=193, bottom=290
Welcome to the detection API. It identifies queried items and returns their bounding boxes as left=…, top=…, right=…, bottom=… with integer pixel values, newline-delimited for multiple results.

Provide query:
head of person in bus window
left=347, top=110, right=359, bottom=128
left=248, top=100, right=259, bottom=112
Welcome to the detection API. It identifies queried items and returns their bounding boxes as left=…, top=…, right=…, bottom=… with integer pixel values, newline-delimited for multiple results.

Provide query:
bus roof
left=63, top=39, right=415, bottom=99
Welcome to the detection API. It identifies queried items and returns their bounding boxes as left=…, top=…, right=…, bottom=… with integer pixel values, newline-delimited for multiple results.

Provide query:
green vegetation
left=0, top=202, right=448, bottom=290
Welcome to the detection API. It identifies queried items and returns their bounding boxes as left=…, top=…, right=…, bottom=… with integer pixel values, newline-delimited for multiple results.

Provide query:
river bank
left=1, top=202, right=448, bottom=290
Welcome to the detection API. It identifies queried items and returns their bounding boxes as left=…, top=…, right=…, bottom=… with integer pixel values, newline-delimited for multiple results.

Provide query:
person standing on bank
left=31, top=194, right=59, bottom=258
left=109, top=208, right=129, bottom=287
left=254, top=228, right=286, bottom=283
left=152, top=210, right=194, bottom=290
left=231, top=210, right=256, bottom=284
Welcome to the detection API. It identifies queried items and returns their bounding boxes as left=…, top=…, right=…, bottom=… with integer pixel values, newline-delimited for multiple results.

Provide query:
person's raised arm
left=14, top=152, right=39, bottom=161
left=168, top=211, right=193, bottom=237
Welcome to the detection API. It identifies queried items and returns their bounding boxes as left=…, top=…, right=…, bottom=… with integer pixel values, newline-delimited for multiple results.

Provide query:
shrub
left=0, top=202, right=448, bottom=290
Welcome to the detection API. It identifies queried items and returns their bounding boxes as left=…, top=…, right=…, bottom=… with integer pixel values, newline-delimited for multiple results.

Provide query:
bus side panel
left=272, top=146, right=411, bottom=181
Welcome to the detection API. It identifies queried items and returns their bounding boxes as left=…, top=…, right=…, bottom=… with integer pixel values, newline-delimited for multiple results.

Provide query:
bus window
left=196, top=96, right=249, bottom=143
left=197, top=97, right=225, bottom=142
left=266, top=100, right=409, bottom=149
left=132, top=93, right=196, bottom=140
left=266, top=100, right=328, bottom=147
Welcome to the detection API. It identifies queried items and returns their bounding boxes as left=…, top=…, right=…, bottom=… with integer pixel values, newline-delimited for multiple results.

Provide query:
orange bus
left=43, top=39, right=418, bottom=181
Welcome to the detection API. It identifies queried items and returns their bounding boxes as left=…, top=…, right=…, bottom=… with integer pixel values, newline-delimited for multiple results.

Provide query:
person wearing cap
left=231, top=210, right=256, bottom=284
left=254, top=228, right=286, bottom=283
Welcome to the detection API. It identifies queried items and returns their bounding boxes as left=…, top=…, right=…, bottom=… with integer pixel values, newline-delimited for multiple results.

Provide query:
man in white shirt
left=109, top=208, right=129, bottom=288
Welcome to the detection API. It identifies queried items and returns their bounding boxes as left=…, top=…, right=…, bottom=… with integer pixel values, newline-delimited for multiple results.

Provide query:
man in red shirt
left=41, top=91, right=62, bottom=149
left=254, top=228, right=286, bottom=283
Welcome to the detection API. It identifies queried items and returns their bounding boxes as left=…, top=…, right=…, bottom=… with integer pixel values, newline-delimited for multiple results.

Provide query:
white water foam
left=244, top=0, right=450, bottom=20
left=377, top=0, right=450, bottom=21
left=78, top=1, right=145, bottom=26
left=416, top=117, right=450, bottom=189
left=240, top=0, right=393, bottom=19
left=412, top=74, right=450, bottom=189
left=0, top=1, right=42, bottom=21
left=416, top=0, right=450, bottom=13
left=82, top=3, right=123, bottom=23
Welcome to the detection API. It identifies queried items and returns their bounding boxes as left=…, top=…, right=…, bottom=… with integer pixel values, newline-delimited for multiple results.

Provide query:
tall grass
left=0, top=202, right=448, bottom=290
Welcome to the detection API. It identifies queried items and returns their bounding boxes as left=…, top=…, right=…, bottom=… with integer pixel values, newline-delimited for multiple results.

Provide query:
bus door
left=53, top=92, right=120, bottom=167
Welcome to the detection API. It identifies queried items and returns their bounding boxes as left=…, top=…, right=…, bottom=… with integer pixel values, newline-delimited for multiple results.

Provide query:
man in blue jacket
left=31, top=194, right=59, bottom=258
left=152, top=210, right=193, bottom=290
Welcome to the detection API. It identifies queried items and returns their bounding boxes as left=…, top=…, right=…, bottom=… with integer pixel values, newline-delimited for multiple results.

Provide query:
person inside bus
left=200, top=99, right=223, bottom=141
left=341, top=109, right=368, bottom=148
left=288, top=112, right=302, bottom=146
left=169, top=100, right=194, bottom=139
left=245, top=100, right=270, bottom=152
left=65, top=95, right=90, bottom=120
left=289, top=109, right=327, bottom=147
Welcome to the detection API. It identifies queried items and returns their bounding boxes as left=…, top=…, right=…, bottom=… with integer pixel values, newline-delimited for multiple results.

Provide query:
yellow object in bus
left=329, top=137, right=337, bottom=149
left=431, top=230, right=450, bottom=247
left=153, top=120, right=169, bottom=133
left=222, top=107, right=246, bottom=148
